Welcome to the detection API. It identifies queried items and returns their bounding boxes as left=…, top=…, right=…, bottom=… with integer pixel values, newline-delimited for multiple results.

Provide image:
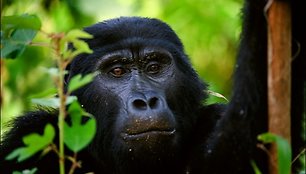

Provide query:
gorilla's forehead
left=97, top=46, right=173, bottom=62
left=84, top=17, right=184, bottom=50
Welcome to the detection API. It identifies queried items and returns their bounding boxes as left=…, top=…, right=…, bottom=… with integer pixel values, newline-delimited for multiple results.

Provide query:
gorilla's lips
left=121, top=116, right=176, bottom=141
left=122, top=128, right=176, bottom=140
left=121, top=126, right=177, bottom=157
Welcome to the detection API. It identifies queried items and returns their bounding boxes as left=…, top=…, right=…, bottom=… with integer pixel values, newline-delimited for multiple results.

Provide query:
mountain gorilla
left=1, top=0, right=305, bottom=173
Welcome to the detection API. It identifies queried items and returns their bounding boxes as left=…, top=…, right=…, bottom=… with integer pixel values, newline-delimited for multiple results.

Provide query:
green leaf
left=1, top=14, right=41, bottom=59
left=251, top=160, right=262, bottom=174
left=68, top=73, right=96, bottom=93
left=6, top=124, right=55, bottom=162
left=1, top=29, right=37, bottom=59
left=64, top=101, right=96, bottom=152
left=31, top=98, right=60, bottom=108
left=29, top=88, right=57, bottom=99
left=69, top=40, right=93, bottom=58
left=66, top=96, right=78, bottom=105
left=43, top=67, right=59, bottom=77
left=65, top=29, right=93, bottom=40
left=40, top=67, right=68, bottom=78
left=31, top=96, right=77, bottom=108
left=60, top=29, right=93, bottom=60
left=258, top=133, right=277, bottom=143
left=258, top=133, right=292, bottom=174
left=2, top=14, right=41, bottom=31
left=13, top=168, right=38, bottom=174
left=62, top=39, right=93, bottom=59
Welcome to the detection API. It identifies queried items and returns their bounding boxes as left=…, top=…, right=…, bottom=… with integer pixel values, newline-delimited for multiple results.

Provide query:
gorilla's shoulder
left=2, top=110, right=58, bottom=143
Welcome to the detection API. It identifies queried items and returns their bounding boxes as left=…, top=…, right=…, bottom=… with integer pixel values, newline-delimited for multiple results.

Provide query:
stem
left=53, top=33, right=67, bottom=174
left=29, top=42, right=50, bottom=47
left=68, top=153, right=80, bottom=174
left=58, top=60, right=66, bottom=174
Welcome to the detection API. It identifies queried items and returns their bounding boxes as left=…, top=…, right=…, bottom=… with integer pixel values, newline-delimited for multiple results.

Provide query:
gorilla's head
left=67, top=17, right=207, bottom=171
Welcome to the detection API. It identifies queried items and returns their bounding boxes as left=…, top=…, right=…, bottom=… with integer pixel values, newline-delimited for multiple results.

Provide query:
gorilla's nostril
left=149, top=97, right=159, bottom=109
left=133, top=99, right=147, bottom=110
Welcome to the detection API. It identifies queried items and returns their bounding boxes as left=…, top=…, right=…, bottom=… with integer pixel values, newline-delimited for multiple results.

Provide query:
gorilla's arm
left=192, top=0, right=269, bottom=173
left=0, top=111, right=59, bottom=173
left=0, top=111, right=101, bottom=173
left=193, top=0, right=305, bottom=173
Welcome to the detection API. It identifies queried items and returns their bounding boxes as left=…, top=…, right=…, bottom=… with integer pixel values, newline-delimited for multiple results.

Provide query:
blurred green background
left=1, top=0, right=241, bottom=124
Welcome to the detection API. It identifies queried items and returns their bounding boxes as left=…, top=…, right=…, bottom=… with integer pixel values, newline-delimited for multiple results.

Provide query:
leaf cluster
left=1, top=14, right=41, bottom=59
left=2, top=14, right=97, bottom=174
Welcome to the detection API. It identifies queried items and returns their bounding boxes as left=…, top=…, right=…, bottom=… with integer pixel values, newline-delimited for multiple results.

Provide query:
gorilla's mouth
left=121, top=113, right=177, bottom=141
left=121, top=129, right=176, bottom=140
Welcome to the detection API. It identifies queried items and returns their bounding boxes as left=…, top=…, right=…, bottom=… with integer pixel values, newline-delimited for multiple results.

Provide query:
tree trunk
left=267, top=0, right=292, bottom=174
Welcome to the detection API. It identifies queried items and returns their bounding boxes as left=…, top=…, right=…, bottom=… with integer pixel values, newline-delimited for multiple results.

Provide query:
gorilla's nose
left=127, top=91, right=167, bottom=112
left=124, top=92, right=176, bottom=137
left=131, top=96, right=161, bottom=110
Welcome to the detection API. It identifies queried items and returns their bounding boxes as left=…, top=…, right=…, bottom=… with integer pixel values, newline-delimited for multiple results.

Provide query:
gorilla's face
left=68, top=17, right=206, bottom=169
left=96, top=46, right=178, bottom=154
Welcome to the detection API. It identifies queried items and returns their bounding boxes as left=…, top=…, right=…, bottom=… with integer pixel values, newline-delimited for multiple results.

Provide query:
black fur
left=1, top=0, right=305, bottom=173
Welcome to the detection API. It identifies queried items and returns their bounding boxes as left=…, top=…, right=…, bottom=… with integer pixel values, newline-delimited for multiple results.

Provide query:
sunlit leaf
left=31, top=96, right=77, bottom=108
left=258, top=133, right=292, bottom=174
left=29, top=88, right=57, bottom=99
left=60, top=29, right=93, bottom=60
left=40, top=67, right=68, bottom=79
left=13, top=168, right=38, bottom=174
left=68, top=73, right=96, bottom=93
left=65, top=29, right=93, bottom=40
left=43, top=67, right=59, bottom=77
left=71, top=39, right=93, bottom=54
left=6, top=124, right=55, bottom=162
left=2, top=14, right=41, bottom=31
left=62, top=39, right=93, bottom=59
left=64, top=100, right=96, bottom=152
left=31, top=98, right=60, bottom=108
left=62, top=50, right=74, bottom=60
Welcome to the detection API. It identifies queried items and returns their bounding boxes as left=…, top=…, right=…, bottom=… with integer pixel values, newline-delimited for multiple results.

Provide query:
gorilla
left=1, top=0, right=305, bottom=173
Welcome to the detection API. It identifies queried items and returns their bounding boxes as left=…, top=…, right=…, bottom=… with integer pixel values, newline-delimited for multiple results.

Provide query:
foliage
left=1, top=0, right=241, bottom=173
left=1, top=14, right=41, bottom=59
left=251, top=160, right=262, bottom=174
left=12, top=168, right=38, bottom=174
left=31, top=96, right=77, bottom=108
left=6, top=124, right=55, bottom=162
left=64, top=101, right=96, bottom=152
left=1, top=0, right=304, bottom=173
left=1, top=12, right=97, bottom=173
left=258, top=133, right=292, bottom=174
left=68, top=73, right=96, bottom=93
left=1, top=0, right=241, bottom=124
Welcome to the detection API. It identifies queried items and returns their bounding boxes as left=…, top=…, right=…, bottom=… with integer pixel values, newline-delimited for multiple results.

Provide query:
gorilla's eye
left=110, top=67, right=126, bottom=77
left=147, top=64, right=161, bottom=74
